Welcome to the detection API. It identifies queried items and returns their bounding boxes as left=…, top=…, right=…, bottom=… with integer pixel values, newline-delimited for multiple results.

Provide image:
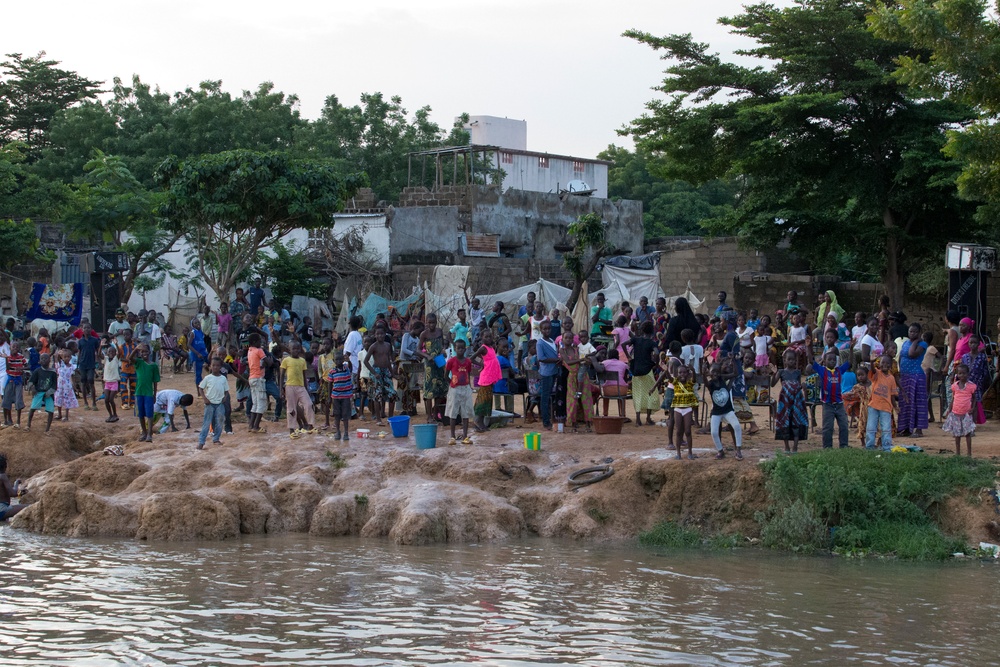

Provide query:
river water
left=1, top=528, right=998, bottom=666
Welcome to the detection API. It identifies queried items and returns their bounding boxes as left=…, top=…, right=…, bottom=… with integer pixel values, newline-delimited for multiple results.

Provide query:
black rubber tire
left=568, top=465, right=614, bottom=487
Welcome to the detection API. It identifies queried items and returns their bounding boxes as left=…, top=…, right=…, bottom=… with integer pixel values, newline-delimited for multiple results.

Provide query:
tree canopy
left=599, top=144, right=736, bottom=238
left=156, top=150, right=365, bottom=301
left=0, top=52, right=101, bottom=157
left=625, top=0, right=979, bottom=305
left=869, top=0, right=1000, bottom=222
left=61, top=151, right=181, bottom=304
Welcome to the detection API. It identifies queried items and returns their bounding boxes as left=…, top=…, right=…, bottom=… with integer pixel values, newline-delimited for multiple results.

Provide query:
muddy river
left=1, top=529, right=997, bottom=665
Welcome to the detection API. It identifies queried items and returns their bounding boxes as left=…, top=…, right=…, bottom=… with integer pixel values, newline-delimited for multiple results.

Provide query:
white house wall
left=501, top=154, right=608, bottom=198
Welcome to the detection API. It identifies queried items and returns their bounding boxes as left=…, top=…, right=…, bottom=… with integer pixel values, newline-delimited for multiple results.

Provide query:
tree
left=294, top=93, right=470, bottom=201
left=564, top=212, right=616, bottom=310
left=599, top=144, right=736, bottom=238
left=256, top=240, right=327, bottom=306
left=0, top=52, right=101, bottom=157
left=133, top=273, right=165, bottom=311
left=624, top=0, right=978, bottom=306
left=62, top=151, right=182, bottom=304
left=156, top=150, right=365, bottom=302
left=870, top=0, right=1000, bottom=216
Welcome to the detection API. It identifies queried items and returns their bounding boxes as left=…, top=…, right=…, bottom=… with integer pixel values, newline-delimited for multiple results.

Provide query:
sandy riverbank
left=4, top=371, right=998, bottom=544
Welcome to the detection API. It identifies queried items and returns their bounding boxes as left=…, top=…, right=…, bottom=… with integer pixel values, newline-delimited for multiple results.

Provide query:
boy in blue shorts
left=26, top=353, right=57, bottom=433
left=128, top=344, right=161, bottom=442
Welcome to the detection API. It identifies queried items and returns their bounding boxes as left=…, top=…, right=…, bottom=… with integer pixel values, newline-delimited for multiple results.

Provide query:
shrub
left=759, top=450, right=996, bottom=559
left=638, top=521, right=703, bottom=548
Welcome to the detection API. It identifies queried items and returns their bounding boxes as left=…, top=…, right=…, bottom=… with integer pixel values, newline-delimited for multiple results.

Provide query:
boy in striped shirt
left=328, top=352, right=354, bottom=442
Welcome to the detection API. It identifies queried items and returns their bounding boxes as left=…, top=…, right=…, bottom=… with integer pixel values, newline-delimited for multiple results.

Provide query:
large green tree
left=62, top=151, right=182, bottom=304
left=0, top=52, right=101, bottom=157
left=870, top=0, right=1000, bottom=220
left=294, top=93, right=471, bottom=201
left=156, top=150, right=365, bottom=301
left=599, top=144, right=736, bottom=238
left=625, top=0, right=978, bottom=306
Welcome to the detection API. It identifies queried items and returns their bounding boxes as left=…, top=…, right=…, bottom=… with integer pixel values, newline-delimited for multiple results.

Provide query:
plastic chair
left=598, top=370, right=631, bottom=418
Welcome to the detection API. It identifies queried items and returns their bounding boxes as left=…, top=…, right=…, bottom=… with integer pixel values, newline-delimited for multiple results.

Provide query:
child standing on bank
left=53, top=349, right=78, bottom=422
left=101, top=340, right=120, bottom=423
left=706, top=360, right=743, bottom=460
left=2, top=341, right=25, bottom=428
left=198, top=357, right=228, bottom=449
left=281, top=342, right=315, bottom=437
left=26, top=353, right=56, bottom=433
left=773, top=350, right=808, bottom=453
left=444, top=339, right=474, bottom=445
left=129, top=344, right=161, bottom=442
left=671, top=365, right=699, bottom=459
left=866, top=355, right=899, bottom=451
left=328, top=352, right=353, bottom=441
left=943, top=363, right=977, bottom=456
left=812, top=351, right=852, bottom=449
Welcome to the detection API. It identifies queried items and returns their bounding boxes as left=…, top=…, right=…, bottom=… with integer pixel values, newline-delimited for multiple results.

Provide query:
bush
left=759, top=449, right=996, bottom=559
left=759, top=500, right=829, bottom=553
left=638, top=521, right=702, bottom=548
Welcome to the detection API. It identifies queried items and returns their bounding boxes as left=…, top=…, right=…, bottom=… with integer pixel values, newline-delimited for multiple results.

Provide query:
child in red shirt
left=444, top=340, right=474, bottom=445
left=3, top=342, right=26, bottom=427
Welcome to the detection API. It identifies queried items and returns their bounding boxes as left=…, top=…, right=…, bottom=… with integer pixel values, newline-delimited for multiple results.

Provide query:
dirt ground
left=3, top=366, right=999, bottom=476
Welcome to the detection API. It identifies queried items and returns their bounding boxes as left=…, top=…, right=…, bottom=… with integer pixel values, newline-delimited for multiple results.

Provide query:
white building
left=460, top=115, right=610, bottom=198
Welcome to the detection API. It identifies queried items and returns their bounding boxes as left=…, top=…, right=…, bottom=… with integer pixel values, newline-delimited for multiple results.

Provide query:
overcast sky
left=6, top=0, right=765, bottom=158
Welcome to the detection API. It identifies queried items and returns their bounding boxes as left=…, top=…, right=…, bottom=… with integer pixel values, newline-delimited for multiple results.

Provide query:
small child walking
left=942, top=363, right=977, bottom=456
left=706, top=360, right=743, bottom=460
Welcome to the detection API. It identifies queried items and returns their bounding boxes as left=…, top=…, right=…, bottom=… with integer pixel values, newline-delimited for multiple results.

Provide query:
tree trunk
left=882, top=208, right=904, bottom=309
left=567, top=254, right=604, bottom=314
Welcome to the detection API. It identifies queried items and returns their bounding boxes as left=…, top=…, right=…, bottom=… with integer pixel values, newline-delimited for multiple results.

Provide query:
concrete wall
left=332, top=213, right=391, bottom=270
left=394, top=186, right=643, bottom=264
left=649, top=237, right=765, bottom=305
left=465, top=115, right=527, bottom=150
left=390, top=206, right=462, bottom=266
left=471, top=187, right=641, bottom=259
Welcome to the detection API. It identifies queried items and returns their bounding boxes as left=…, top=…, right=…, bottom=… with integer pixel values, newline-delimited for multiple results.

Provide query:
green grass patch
left=639, top=521, right=702, bottom=548
left=639, top=521, right=744, bottom=550
left=326, top=451, right=347, bottom=469
left=758, top=449, right=996, bottom=560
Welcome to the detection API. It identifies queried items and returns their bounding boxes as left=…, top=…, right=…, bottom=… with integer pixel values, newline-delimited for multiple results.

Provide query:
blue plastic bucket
left=388, top=415, right=410, bottom=438
left=413, top=423, right=438, bottom=449
left=434, top=354, right=447, bottom=368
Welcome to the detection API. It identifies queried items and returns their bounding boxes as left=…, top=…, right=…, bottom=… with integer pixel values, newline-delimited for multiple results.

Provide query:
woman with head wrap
left=813, top=290, right=845, bottom=345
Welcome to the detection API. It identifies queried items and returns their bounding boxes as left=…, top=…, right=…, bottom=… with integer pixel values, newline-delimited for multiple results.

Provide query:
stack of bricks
left=398, top=186, right=472, bottom=208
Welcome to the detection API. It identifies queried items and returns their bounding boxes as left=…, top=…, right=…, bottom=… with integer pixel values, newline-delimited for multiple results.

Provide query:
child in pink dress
left=942, top=363, right=977, bottom=456
left=53, top=349, right=79, bottom=421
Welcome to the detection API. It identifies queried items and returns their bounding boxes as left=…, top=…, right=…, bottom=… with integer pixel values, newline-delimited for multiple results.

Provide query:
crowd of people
left=0, top=284, right=993, bottom=461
